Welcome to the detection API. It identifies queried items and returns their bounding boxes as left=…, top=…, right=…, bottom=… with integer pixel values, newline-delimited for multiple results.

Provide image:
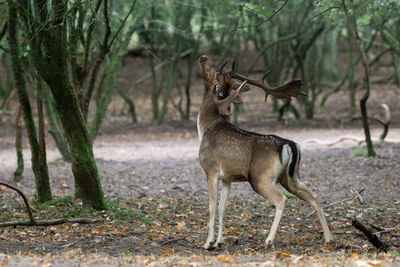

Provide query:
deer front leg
left=214, top=180, right=231, bottom=248
left=204, top=174, right=219, bottom=250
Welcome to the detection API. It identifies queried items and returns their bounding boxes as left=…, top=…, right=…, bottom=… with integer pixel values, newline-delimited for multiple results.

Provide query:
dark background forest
left=0, top=0, right=399, bottom=265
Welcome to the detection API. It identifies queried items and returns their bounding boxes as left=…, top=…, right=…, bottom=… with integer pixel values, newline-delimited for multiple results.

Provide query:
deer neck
left=197, top=88, right=229, bottom=142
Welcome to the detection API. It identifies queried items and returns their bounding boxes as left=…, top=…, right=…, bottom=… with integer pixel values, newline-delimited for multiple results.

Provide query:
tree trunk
left=26, top=0, right=107, bottom=209
left=392, top=51, right=400, bottom=88
left=344, top=1, right=376, bottom=157
left=347, top=31, right=357, bottom=115
left=184, top=57, right=193, bottom=120
left=158, top=60, right=179, bottom=124
left=150, top=56, right=160, bottom=121
left=44, top=88, right=71, bottom=162
left=36, top=77, right=51, bottom=199
left=13, top=105, right=24, bottom=182
left=117, top=87, right=137, bottom=123
left=8, top=1, right=52, bottom=202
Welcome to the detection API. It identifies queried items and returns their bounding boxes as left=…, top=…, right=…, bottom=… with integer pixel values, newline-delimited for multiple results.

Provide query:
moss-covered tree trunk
left=44, top=88, right=71, bottom=162
left=8, top=1, right=52, bottom=201
left=23, top=0, right=107, bottom=209
left=13, top=105, right=24, bottom=181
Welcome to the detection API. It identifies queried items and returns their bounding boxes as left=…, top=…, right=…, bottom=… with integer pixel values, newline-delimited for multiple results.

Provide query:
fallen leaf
left=177, top=221, right=187, bottom=232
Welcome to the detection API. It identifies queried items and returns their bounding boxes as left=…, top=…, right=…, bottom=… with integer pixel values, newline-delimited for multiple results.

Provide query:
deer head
left=198, top=55, right=305, bottom=116
left=198, top=55, right=250, bottom=113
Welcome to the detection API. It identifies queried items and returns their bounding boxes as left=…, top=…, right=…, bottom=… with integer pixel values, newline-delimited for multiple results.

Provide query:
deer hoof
left=325, top=234, right=334, bottom=243
left=203, top=241, right=215, bottom=250
left=212, top=241, right=223, bottom=248
left=265, top=239, right=274, bottom=249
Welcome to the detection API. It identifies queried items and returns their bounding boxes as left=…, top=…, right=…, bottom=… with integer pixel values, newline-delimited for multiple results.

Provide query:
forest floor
left=0, top=120, right=399, bottom=266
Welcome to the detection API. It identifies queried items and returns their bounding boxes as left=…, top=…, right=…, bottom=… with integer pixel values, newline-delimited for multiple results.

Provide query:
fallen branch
left=350, top=188, right=364, bottom=204
left=307, top=104, right=390, bottom=146
left=352, top=219, right=389, bottom=252
left=307, top=188, right=365, bottom=217
left=369, top=223, right=397, bottom=234
left=159, top=236, right=188, bottom=246
left=306, top=137, right=365, bottom=147
left=0, top=181, right=95, bottom=227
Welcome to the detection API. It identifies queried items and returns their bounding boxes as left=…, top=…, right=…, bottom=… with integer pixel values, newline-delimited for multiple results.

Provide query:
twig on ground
left=369, top=223, right=397, bottom=233
left=307, top=188, right=365, bottom=217
left=350, top=188, right=364, bottom=204
left=160, top=236, right=189, bottom=246
left=0, top=181, right=95, bottom=227
left=352, top=219, right=389, bottom=252
left=306, top=104, right=390, bottom=145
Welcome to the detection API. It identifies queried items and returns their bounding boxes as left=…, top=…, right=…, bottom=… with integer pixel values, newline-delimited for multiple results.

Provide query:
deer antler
left=227, top=61, right=305, bottom=101
left=214, top=75, right=247, bottom=116
left=218, top=58, right=230, bottom=73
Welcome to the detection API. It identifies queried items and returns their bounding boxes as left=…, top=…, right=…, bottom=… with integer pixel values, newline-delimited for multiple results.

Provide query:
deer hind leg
left=214, top=180, right=231, bottom=248
left=204, top=173, right=219, bottom=250
left=283, top=169, right=333, bottom=243
left=253, top=172, right=287, bottom=247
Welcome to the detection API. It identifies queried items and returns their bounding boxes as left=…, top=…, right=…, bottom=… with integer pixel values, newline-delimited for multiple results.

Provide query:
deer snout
left=199, top=55, right=208, bottom=63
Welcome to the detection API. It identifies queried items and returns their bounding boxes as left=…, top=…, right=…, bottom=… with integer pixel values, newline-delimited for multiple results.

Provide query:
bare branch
left=0, top=181, right=95, bottom=227
left=0, top=181, right=35, bottom=224
left=352, top=219, right=389, bottom=252
left=307, top=188, right=365, bottom=217
left=232, top=0, right=289, bottom=32
left=308, top=1, right=344, bottom=22
left=108, top=0, right=137, bottom=48
left=0, top=22, right=8, bottom=42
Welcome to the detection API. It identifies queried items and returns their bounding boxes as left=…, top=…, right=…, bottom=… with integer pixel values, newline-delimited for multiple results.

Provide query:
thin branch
left=0, top=22, right=8, bottom=42
left=160, top=236, right=188, bottom=246
left=308, top=1, right=344, bottom=22
left=0, top=181, right=35, bottom=224
left=0, top=181, right=95, bottom=227
left=232, top=0, right=289, bottom=32
left=82, top=0, right=103, bottom=75
left=307, top=188, right=365, bottom=217
left=108, top=0, right=137, bottom=48
left=83, top=0, right=111, bottom=117
left=247, top=33, right=298, bottom=74
left=352, top=219, right=389, bottom=252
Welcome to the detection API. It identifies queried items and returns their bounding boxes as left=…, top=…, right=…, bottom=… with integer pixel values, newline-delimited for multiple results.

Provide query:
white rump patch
left=281, top=144, right=291, bottom=166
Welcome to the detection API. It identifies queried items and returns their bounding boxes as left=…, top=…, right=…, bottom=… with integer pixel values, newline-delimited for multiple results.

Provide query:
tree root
left=0, top=181, right=95, bottom=227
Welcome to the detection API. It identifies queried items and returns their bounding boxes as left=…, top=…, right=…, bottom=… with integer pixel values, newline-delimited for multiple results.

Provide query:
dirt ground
left=1, top=120, right=400, bottom=265
left=1, top=56, right=400, bottom=265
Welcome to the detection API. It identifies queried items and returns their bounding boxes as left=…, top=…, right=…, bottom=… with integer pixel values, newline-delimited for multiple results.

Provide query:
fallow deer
left=197, top=55, right=333, bottom=249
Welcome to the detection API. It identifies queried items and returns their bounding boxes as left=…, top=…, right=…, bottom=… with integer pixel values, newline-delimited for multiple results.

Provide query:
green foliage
left=351, top=147, right=365, bottom=157
left=0, top=197, right=153, bottom=225
left=282, top=191, right=300, bottom=200
left=31, top=197, right=97, bottom=218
